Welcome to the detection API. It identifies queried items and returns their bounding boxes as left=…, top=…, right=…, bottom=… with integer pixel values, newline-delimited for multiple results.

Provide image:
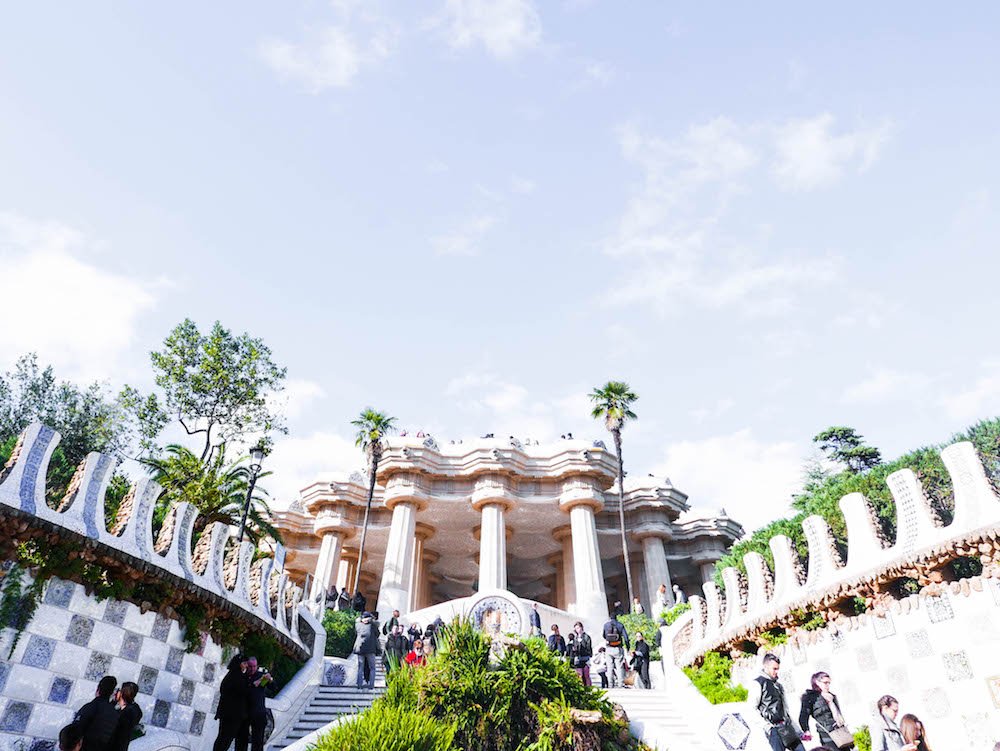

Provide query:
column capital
left=470, top=495, right=515, bottom=512
left=422, top=549, right=440, bottom=565
left=313, top=515, right=357, bottom=539
left=384, top=494, right=428, bottom=513
left=473, top=524, right=513, bottom=541
left=414, top=522, right=436, bottom=541
left=552, top=525, right=573, bottom=543
left=631, top=526, right=672, bottom=543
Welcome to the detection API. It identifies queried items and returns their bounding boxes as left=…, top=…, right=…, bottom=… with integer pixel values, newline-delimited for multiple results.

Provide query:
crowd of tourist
left=748, top=652, right=938, bottom=751
left=56, top=676, right=143, bottom=751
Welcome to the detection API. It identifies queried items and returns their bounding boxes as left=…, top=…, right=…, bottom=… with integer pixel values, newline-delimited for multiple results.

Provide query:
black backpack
left=603, top=621, right=622, bottom=647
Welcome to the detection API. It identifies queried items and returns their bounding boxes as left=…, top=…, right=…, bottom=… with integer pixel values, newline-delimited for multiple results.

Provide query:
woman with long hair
left=869, top=696, right=917, bottom=751
left=900, top=714, right=931, bottom=751
left=798, top=672, right=851, bottom=749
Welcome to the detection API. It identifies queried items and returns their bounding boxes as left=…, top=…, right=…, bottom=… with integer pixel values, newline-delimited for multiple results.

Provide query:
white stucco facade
left=274, top=434, right=742, bottom=630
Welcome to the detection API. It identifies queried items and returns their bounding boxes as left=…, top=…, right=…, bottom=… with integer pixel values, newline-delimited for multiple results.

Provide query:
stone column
left=476, top=502, right=508, bottom=591
left=309, top=531, right=343, bottom=602
left=561, top=498, right=609, bottom=630
left=417, top=550, right=440, bottom=610
left=336, top=552, right=358, bottom=593
left=700, top=561, right=716, bottom=585
left=639, top=534, right=674, bottom=614
left=376, top=498, right=419, bottom=616
left=408, top=523, right=435, bottom=612
left=544, top=553, right=561, bottom=609
left=553, top=527, right=576, bottom=612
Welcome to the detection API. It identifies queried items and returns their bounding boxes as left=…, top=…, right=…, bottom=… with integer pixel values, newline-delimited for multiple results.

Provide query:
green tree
left=589, top=381, right=639, bottom=606
left=813, top=426, right=882, bottom=474
left=150, top=319, right=287, bottom=462
left=351, top=408, right=397, bottom=595
left=143, top=443, right=282, bottom=546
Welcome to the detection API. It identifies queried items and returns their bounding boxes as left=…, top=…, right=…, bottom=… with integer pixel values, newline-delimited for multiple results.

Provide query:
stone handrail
left=673, top=440, right=1000, bottom=665
left=0, top=422, right=310, bottom=656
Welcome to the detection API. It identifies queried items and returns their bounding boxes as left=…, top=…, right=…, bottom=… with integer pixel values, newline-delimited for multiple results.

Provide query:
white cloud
left=689, top=398, right=735, bottom=423
left=773, top=114, right=892, bottom=190
left=278, top=378, right=327, bottom=419
left=653, top=429, right=804, bottom=534
left=0, top=212, right=161, bottom=379
left=581, top=60, right=615, bottom=87
left=604, top=116, right=863, bottom=316
left=940, top=362, right=1000, bottom=422
left=431, top=214, right=497, bottom=256
left=510, top=175, right=536, bottom=194
left=259, top=15, right=396, bottom=92
left=841, top=368, right=932, bottom=405
left=264, top=430, right=363, bottom=507
left=438, top=0, right=542, bottom=59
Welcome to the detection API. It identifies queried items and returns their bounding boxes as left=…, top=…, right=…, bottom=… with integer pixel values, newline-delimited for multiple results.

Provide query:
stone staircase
left=267, top=663, right=386, bottom=751
left=604, top=688, right=713, bottom=751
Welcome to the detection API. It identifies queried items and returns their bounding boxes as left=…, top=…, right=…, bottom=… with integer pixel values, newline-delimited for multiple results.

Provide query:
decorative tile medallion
left=905, top=629, right=933, bottom=659
left=925, top=594, right=954, bottom=623
left=22, top=635, right=55, bottom=669
left=165, top=647, right=184, bottom=674
left=84, top=651, right=113, bottom=681
left=120, top=634, right=142, bottom=662
left=190, top=711, right=206, bottom=736
left=856, top=645, right=878, bottom=672
left=943, top=650, right=973, bottom=682
left=886, top=665, right=908, bottom=688
left=0, top=701, right=33, bottom=733
left=178, top=679, right=195, bottom=706
left=323, top=663, right=346, bottom=687
left=103, top=601, right=128, bottom=627
left=151, top=614, right=172, bottom=642
left=150, top=699, right=170, bottom=728
left=962, top=712, right=991, bottom=749
left=203, top=663, right=216, bottom=683
left=872, top=614, right=895, bottom=639
left=138, top=666, right=159, bottom=694
left=43, top=579, right=74, bottom=608
left=66, top=615, right=95, bottom=647
left=921, top=687, right=950, bottom=718
left=48, top=677, right=73, bottom=704
left=717, top=713, right=751, bottom=750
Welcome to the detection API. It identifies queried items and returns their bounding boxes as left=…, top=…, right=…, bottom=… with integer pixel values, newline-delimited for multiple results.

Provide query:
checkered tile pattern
left=0, top=578, right=226, bottom=751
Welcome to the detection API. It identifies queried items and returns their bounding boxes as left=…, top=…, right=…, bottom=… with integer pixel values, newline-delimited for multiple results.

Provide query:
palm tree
left=143, top=443, right=282, bottom=547
left=589, top=381, right=639, bottom=606
left=350, top=408, right=397, bottom=595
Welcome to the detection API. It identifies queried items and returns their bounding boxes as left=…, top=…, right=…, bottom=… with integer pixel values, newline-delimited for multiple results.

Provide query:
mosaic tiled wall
left=731, top=580, right=1000, bottom=749
left=0, top=577, right=225, bottom=751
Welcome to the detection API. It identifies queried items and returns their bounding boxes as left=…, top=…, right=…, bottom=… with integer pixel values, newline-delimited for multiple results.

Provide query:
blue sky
left=1, top=2, right=998, bottom=531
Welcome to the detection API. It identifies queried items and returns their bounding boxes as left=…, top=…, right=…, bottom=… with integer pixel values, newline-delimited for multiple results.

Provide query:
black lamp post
left=237, top=441, right=267, bottom=543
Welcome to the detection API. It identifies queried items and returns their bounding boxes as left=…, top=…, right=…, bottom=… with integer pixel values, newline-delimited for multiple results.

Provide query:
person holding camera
left=111, top=682, right=142, bottom=751
left=241, top=658, right=271, bottom=751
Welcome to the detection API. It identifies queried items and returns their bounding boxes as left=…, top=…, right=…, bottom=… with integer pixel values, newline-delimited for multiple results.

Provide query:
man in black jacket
left=72, top=676, right=120, bottom=751
left=383, top=624, right=408, bottom=673
left=242, top=658, right=270, bottom=751
left=214, top=655, right=249, bottom=751
left=382, top=609, right=401, bottom=636
left=568, top=622, right=593, bottom=686
left=350, top=590, right=366, bottom=613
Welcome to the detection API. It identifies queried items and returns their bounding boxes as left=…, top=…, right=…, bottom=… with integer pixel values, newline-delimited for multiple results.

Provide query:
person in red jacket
left=404, top=639, right=427, bottom=667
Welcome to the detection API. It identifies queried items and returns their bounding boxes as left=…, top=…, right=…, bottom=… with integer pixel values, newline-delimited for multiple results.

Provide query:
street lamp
left=237, top=441, right=267, bottom=543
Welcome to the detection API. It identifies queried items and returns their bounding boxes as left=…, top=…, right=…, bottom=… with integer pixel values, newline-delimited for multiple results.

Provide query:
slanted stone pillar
left=309, top=532, right=343, bottom=603
left=559, top=482, right=609, bottom=630
left=637, top=533, right=674, bottom=614
left=376, top=497, right=421, bottom=616
left=416, top=550, right=440, bottom=610
left=553, top=526, right=576, bottom=612
left=336, top=551, right=358, bottom=593
left=547, top=553, right=564, bottom=609
left=699, top=561, right=716, bottom=585
left=408, top=523, right=435, bottom=611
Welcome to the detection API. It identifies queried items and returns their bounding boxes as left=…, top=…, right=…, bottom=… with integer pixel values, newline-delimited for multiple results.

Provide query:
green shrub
left=617, top=613, right=661, bottom=661
left=312, top=701, right=456, bottom=751
left=757, top=628, right=787, bottom=648
left=364, top=618, right=641, bottom=751
left=853, top=725, right=871, bottom=751
left=323, top=608, right=358, bottom=658
left=682, top=652, right=748, bottom=704
left=662, top=601, right=691, bottom=626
